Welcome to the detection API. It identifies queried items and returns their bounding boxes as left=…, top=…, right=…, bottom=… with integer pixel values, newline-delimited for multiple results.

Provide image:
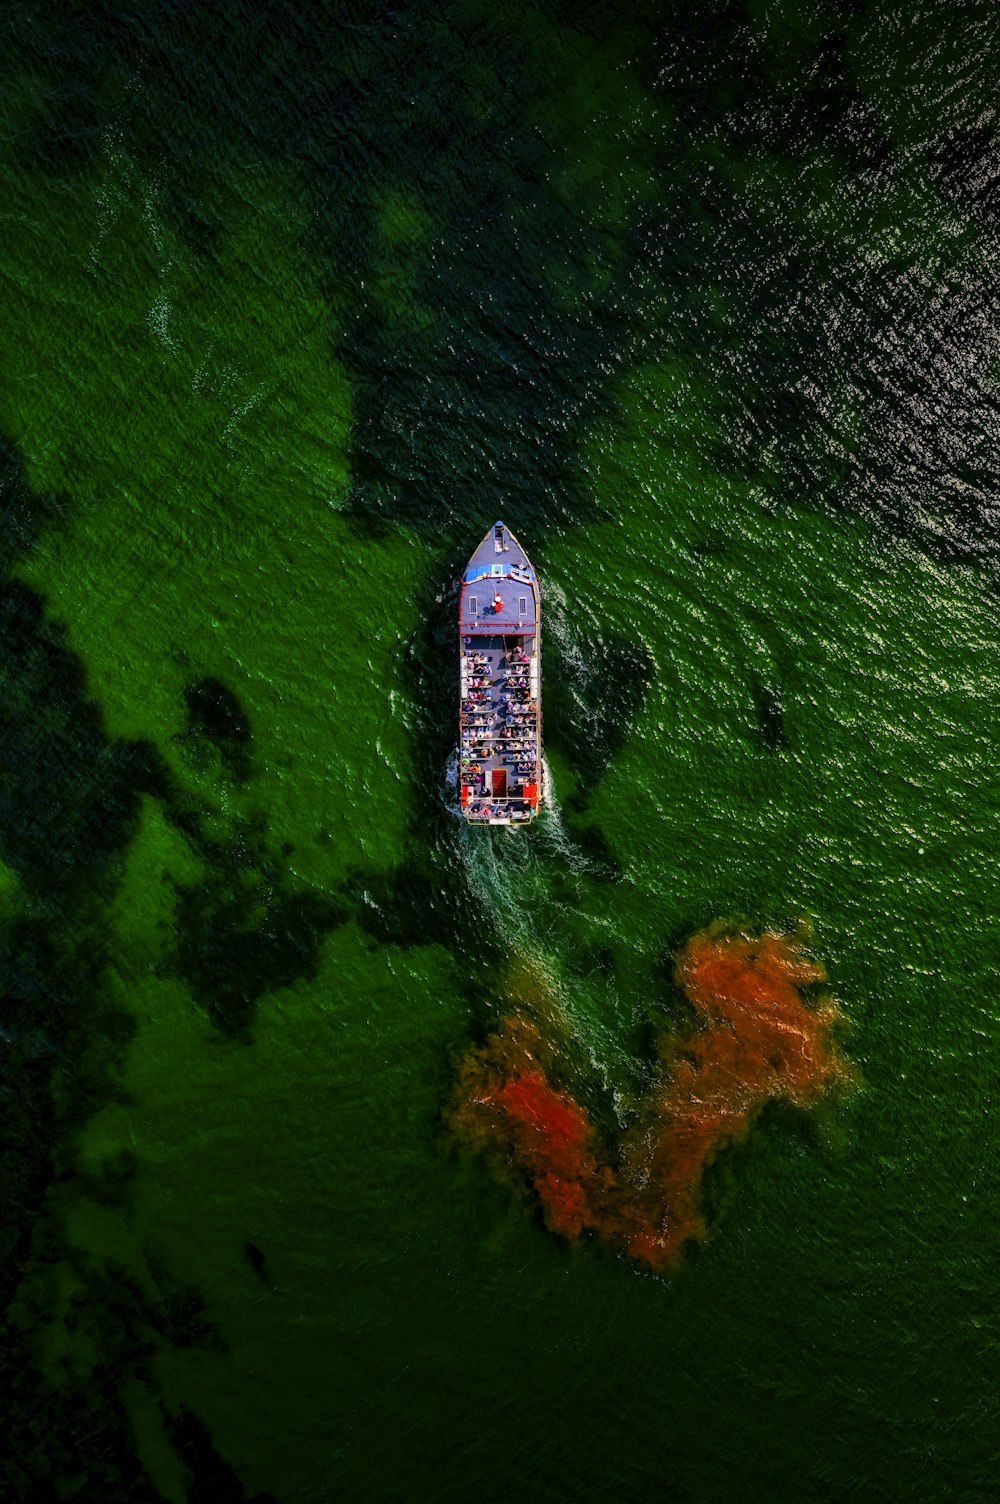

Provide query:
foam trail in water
left=442, top=606, right=636, bottom=1094
left=442, top=736, right=641, bottom=1110
left=443, top=746, right=618, bottom=946
left=443, top=748, right=546, bottom=939
left=442, top=747, right=462, bottom=818
left=532, top=758, right=592, bottom=878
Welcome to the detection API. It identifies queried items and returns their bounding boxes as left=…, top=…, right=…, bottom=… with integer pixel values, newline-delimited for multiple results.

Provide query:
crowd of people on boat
left=459, top=644, right=538, bottom=810
left=466, top=803, right=531, bottom=821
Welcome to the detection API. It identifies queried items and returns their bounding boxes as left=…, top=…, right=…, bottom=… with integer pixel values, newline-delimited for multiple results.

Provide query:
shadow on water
left=751, top=681, right=788, bottom=752
left=171, top=877, right=348, bottom=1044
left=7, top=1, right=1000, bottom=564
left=183, top=676, right=254, bottom=783
left=0, top=436, right=345, bottom=1496
left=168, top=1410, right=277, bottom=1504
left=0, top=4, right=641, bottom=552
left=642, top=1, right=1000, bottom=573
left=545, top=630, right=655, bottom=796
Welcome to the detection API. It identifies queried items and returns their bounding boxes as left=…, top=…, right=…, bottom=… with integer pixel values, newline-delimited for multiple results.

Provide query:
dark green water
left=2, top=2, right=1000, bottom=1499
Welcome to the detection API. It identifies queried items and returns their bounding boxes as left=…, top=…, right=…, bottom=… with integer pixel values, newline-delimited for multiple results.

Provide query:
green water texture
left=2, top=3, right=1000, bottom=1500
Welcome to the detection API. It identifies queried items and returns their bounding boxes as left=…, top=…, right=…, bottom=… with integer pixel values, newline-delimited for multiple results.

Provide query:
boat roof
left=459, top=521, right=538, bottom=636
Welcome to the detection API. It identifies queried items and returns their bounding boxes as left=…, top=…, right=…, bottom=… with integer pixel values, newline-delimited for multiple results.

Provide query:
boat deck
left=458, top=522, right=541, bottom=826
left=459, top=634, right=540, bottom=824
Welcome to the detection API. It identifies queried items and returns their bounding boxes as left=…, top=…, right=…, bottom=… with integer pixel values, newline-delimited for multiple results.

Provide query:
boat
left=458, top=521, right=542, bottom=825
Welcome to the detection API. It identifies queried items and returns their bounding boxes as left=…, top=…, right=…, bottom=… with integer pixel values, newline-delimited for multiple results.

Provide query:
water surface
left=2, top=4, right=999, bottom=1500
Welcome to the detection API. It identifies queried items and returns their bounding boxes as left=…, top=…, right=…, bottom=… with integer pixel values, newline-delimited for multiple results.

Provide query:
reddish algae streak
left=450, top=1015, right=607, bottom=1239
left=449, top=927, right=849, bottom=1271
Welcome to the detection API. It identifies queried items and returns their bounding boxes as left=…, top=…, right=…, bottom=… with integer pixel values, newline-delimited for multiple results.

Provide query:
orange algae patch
left=619, top=929, right=848, bottom=1268
left=449, top=1014, right=608, bottom=1238
left=676, top=929, right=844, bottom=1108
left=490, top=1073, right=596, bottom=1237
left=449, top=927, right=850, bottom=1270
